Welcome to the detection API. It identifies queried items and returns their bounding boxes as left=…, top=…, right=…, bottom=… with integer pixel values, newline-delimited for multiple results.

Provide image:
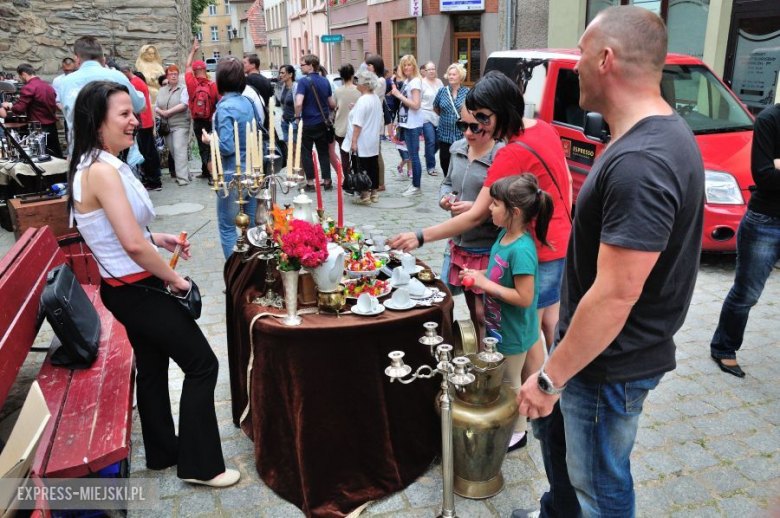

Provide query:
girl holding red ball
left=460, top=174, right=554, bottom=451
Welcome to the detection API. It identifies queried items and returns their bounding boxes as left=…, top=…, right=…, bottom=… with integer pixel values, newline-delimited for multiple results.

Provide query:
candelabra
left=384, top=327, right=475, bottom=518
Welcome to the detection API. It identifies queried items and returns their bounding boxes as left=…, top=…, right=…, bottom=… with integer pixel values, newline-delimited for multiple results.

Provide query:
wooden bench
left=0, top=226, right=135, bottom=511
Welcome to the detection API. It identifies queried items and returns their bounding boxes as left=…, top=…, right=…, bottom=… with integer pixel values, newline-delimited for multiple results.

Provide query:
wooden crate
left=8, top=196, right=71, bottom=241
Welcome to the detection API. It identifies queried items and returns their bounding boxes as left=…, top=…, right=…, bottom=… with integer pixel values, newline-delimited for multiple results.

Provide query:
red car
left=485, top=50, right=755, bottom=252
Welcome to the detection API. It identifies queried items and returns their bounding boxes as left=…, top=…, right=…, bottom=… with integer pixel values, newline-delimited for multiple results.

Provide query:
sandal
left=428, top=170, right=438, bottom=176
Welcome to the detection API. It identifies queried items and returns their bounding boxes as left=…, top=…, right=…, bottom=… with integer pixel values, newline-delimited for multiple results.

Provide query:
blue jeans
left=281, top=119, right=298, bottom=146
left=535, top=373, right=663, bottom=518
left=403, top=126, right=423, bottom=187
left=711, top=209, right=780, bottom=360
left=422, top=121, right=438, bottom=172
left=216, top=171, right=257, bottom=259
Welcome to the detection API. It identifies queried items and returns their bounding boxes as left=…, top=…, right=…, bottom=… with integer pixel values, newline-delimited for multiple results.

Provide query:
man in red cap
left=185, top=38, right=218, bottom=181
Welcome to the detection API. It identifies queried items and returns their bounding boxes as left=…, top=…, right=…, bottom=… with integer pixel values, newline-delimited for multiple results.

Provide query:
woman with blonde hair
left=390, top=55, right=423, bottom=196
left=433, top=63, right=468, bottom=177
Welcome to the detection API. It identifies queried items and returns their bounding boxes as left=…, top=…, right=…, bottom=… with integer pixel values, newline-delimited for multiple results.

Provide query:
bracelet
left=415, top=229, right=424, bottom=247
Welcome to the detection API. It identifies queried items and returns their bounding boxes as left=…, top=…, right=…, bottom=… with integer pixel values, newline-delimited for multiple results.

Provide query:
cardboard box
left=8, top=196, right=70, bottom=241
left=0, top=381, right=51, bottom=516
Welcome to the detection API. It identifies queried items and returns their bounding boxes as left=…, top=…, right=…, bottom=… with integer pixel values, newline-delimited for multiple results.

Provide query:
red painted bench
left=0, top=226, right=135, bottom=512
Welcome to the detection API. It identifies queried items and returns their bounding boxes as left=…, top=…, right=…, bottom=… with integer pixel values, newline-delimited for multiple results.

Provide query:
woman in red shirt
left=390, top=71, right=572, bottom=379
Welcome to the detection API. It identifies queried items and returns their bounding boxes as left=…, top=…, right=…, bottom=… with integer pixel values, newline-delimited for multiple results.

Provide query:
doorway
left=453, top=15, right=481, bottom=86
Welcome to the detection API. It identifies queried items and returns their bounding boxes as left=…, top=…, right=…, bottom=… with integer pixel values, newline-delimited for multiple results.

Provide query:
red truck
left=485, top=50, right=755, bottom=252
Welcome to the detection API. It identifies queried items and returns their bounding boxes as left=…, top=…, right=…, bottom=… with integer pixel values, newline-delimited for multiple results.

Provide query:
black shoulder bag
left=343, top=153, right=372, bottom=194
left=307, top=76, right=335, bottom=143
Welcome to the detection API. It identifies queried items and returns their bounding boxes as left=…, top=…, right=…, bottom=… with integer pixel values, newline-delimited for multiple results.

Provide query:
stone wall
left=0, top=0, right=192, bottom=82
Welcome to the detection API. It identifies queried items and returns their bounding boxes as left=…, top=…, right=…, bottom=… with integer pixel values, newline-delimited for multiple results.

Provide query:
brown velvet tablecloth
left=225, top=251, right=454, bottom=517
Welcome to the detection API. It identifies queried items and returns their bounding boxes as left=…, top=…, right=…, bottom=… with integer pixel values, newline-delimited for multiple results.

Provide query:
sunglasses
left=456, top=120, right=485, bottom=134
left=470, top=110, right=493, bottom=125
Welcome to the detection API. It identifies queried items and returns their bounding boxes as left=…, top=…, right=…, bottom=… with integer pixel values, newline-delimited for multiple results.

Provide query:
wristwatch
left=537, top=365, right=566, bottom=395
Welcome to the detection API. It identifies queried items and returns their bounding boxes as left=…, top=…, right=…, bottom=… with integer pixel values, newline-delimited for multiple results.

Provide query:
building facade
left=0, top=0, right=191, bottom=81
left=288, top=0, right=332, bottom=71
left=234, top=0, right=272, bottom=67
left=329, top=0, right=369, bottom=70
left=199, top=0, right=242, bottom=60
left=266, top=0, right=291, bottom=68
left=367, top=0, right=500, bottom=85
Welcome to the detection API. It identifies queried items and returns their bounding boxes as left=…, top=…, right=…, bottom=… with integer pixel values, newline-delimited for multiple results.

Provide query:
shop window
left=552, top=69, right=585, bottom=128
left=393, top=19, right=417, bottom=66
left=730, top=16, right=780, bottom=113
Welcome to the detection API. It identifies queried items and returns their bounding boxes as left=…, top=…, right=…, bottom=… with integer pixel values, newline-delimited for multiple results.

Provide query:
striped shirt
left=433, top=85, right=469, bottom=144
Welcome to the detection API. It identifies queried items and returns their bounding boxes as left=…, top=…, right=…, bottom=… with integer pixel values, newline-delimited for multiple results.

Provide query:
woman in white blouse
left=420, top=61, right=443, bottom=176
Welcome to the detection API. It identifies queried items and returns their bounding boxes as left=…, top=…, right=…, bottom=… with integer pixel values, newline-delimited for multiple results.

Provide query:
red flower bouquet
left=274, top=219, right=329, bottom=272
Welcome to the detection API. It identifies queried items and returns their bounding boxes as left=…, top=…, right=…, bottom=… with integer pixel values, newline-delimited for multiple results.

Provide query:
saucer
left=382, top=299, right=417, bottom=311
left=409, top=288, right=433, bottom=300
left=369, top=245, right=391, bottom=253
left=350, top=305, right=386, bottom=316
left=388, top=278, right=410, bottom=288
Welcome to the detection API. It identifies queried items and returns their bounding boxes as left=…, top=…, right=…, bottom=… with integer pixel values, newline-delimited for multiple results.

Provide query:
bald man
left=514, top=7, right=704, bottom=517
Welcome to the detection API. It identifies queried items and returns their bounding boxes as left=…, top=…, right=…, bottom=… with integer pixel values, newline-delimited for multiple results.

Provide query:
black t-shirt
left=559, top=113, right=705, bottom=383
left=246, top=72, right=273, bottom=107
left=748, top=104, right=780, bottom=217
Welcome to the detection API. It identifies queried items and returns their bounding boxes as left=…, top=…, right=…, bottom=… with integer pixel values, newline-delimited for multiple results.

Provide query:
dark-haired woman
left=201, top=57, right=260, bottom=259
left=389, top=71, right=572, bottom=431
left=365, top=54, right=387, bottom=190
left=333, top=64, right=361, bottom=175
left=279, top=64, right=298, bottom=151
left=67, top=80, right=239, bottom=487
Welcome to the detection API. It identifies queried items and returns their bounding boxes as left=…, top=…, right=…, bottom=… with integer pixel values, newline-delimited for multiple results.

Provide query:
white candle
left=288, top=123, right=294, bottom=179
left=210, top=133, right=217, bottom=183
left=268, top=97, right=276, bottom=158
left=215, top=133, right=224, bottom=180
left=233, top=121, right=241, bottom=179
left=295, top=121, right=304, bottom=170
left=258, top=128, right=264, bottom=174
left=246, top=121, right=253, bottom=173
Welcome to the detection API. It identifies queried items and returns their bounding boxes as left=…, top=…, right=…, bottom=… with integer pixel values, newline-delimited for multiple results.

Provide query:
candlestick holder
left=384, top=334, right=474, bottom=518
left=419, top=322, right=445, bottom=356
left=316, top=208, right=325, bottom=226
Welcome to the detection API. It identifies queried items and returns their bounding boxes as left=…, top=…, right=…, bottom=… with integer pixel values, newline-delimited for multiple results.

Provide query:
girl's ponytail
left=534, top=189, right=554, bottom=249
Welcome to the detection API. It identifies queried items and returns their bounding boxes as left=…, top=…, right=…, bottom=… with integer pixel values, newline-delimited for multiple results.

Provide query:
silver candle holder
left=384, top=324, right=475, bottom=518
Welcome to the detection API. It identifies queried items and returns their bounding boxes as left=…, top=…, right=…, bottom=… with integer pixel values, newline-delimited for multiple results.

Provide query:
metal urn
left=447, top=337, right=519, bottom=499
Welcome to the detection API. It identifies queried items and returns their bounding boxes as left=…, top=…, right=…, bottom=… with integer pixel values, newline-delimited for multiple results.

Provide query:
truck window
left=553, top=69, right=585, bottom=128
left=661, top=65, right=753, bottom=134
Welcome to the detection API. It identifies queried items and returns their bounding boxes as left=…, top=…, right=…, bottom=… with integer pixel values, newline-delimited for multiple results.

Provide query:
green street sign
left=322, top=34, right=344, bottom=43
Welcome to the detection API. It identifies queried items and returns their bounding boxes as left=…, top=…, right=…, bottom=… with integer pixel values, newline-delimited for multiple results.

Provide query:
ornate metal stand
left=384, top=327, right=475, bottom=518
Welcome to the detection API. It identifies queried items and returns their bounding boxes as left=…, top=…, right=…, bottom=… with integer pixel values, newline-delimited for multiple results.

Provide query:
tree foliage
left=192, top=0, right=217, bottom=33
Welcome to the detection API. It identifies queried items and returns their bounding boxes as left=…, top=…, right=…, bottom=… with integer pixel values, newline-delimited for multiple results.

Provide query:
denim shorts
left=538, top=258, right=565, bottom=309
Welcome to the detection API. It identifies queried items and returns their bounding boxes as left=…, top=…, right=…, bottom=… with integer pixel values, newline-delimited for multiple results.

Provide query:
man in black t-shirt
left=514, top=7, right=704, bottom=518
left=243, top=54, right=272, bottom=129
left=710, top=104, right=780, bottom=377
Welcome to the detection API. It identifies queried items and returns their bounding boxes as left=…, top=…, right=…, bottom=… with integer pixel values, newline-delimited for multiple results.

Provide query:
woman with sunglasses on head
left=390, top=55, right=424, bottom=197
left=67, top=80, right=239, bottom=488
left=438, top=104, right=504, bottom=342
left=433, top=63, right=469, bottom=178
left=389, top=70, right=572, bottom=390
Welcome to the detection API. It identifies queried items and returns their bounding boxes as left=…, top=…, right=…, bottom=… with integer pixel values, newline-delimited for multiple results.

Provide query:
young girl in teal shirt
left=460, top=173, right=554, bottom=451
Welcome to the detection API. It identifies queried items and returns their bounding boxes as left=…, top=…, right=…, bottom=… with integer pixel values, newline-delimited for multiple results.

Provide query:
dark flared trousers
left=100, top=277, right=225, bottom=480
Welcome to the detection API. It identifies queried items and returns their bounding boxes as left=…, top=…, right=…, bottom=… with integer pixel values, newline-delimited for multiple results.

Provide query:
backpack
left=192, top=81, right=214, bottom=120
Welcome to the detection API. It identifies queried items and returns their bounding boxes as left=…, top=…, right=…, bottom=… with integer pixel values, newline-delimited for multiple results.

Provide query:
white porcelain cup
left=407, top=277, right=427, bottom=297
left=362, top=224, right=376, bottom=234
left=392, top=266, right=411, bottom=285
left=373, top=235, right=387, bottom=250
left=391, top=288, right=411, bottom=306
left=370, top=229, right=383, bottom=241
left=357, top=293, right=379, bottom=313
left=401, top=253, right=416, bottom=273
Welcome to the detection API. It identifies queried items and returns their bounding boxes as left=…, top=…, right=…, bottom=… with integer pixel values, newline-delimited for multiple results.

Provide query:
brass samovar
left=449, top=337, right=519, bottom=499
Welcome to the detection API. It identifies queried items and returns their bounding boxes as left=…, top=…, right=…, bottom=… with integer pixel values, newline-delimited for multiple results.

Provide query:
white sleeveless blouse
left=70, top=150, right=157, bottom=279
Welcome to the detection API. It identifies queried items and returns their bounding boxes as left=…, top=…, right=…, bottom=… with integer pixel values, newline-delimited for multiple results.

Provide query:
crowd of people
left=7, top=3, right=775, bottom=515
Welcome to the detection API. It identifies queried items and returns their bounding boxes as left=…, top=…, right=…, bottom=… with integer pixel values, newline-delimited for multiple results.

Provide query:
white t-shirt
left=342, top=93, right=383, bottom=158
left=398, top=77, right=423, bottom=129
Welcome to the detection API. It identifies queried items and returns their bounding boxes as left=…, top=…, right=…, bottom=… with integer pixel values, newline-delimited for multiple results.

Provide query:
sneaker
left=145, top=183, right=163, bottom=191
left=401, top=186, right=422, bottom=197
left=427, top=169, right=438, bottom=176
left=176, top=179, right=190, bottom=186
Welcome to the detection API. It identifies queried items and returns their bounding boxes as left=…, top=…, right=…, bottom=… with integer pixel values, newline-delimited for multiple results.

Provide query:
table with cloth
left=225, top=251, right=454, bottom=517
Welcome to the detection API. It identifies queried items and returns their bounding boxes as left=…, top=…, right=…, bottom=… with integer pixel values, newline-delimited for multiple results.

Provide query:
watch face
left=538, top=374, right=551, bottom=393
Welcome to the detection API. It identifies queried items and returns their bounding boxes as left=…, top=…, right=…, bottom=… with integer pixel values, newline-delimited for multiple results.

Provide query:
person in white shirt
left=343, top=70, right=383, bottom=204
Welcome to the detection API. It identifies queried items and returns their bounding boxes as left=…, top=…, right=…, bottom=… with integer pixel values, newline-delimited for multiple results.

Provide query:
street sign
left=322, top=34, right=344, bottom=44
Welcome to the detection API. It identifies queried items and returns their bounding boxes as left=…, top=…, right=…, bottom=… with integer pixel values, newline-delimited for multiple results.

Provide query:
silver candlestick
left=384, top=335, right=475, bottom=518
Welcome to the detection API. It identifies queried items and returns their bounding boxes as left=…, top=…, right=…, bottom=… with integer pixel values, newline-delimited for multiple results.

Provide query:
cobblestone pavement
left=3, top=138, right=775, bottom=517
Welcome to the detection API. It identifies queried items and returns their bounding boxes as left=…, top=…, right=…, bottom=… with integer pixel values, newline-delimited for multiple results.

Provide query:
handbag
left=307, top=76, right=335, bottom=143
left=41, top=264, right=101, bottom=369
left=158, top=119, right=171, bottom=137
left=343, top=153, right=372, bottom=194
